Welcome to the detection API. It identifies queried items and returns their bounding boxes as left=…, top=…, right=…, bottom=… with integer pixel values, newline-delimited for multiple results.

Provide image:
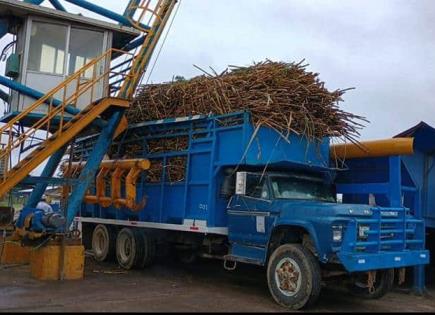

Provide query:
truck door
left=227, top=173, right=274, bottom=247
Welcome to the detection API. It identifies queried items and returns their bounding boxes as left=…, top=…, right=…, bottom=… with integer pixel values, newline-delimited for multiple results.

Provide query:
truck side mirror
left=235, top=172, right=247, bottom=195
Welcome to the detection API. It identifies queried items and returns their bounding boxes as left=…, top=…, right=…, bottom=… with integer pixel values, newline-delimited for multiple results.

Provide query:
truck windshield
left=270, top=175, right=335, bottom=202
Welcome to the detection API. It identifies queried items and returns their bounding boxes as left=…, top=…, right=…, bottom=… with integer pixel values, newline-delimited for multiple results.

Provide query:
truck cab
left=226, top=169, right=429, bottom=309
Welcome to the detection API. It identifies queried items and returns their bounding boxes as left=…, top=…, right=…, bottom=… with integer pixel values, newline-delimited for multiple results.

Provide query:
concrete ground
left=0, top=256, right=434, bottom=313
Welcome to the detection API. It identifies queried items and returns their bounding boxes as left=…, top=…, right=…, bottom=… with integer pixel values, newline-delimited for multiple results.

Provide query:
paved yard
left=0, top=257, right=434, bottom=312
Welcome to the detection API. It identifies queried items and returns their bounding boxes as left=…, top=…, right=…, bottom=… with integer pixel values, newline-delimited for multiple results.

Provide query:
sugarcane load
left=128, top=60, right=367, bottom=143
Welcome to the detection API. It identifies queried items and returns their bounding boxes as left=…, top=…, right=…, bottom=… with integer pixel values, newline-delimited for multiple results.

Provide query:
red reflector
left=190, top=226, right=199, bottom=231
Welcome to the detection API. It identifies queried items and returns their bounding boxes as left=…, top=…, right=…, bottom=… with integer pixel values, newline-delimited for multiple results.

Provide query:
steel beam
left=0, top=19, right=8, bottom=41
left=25, top=146, right=67, bottom=208
left=0, top=75, right=64, bottom=107
left=49, top=0, right=67, bottom=11
left=0, top=75, right=107, bottom=128
left=66, top=109, right=125, bottom=227
left=123, top=0, right=141, bottom=20
left=63, top=0, right=149, bottom=30
left=21, top=175, right=78, bottom=186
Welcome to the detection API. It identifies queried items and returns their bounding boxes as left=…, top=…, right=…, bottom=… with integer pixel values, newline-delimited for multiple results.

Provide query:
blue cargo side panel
left=215, top=127, right=245, bottom=166
left=246, top=128, right=330, bottom=168
left=142, top=185, right=162, bottom=222
left=216, top=124, right=329, bottom=169
left=186, top=151, right=212, bottom=221
left=162, top=184, right=185, bottom=224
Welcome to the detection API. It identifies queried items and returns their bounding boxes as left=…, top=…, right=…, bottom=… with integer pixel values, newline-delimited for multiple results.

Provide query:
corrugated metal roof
left=394, top=121, right=435, bottom=154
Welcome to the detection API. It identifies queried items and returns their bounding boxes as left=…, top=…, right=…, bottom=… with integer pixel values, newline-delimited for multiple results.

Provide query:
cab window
left=245, top=175, right=269, bottom=200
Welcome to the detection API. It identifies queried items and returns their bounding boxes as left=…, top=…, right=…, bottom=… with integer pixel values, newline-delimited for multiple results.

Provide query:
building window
left=28, top=22, right=67, bottom=75
left=68, top=28, right=104, bottom=79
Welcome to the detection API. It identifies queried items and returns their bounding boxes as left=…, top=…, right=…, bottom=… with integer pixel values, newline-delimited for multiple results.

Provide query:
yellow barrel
left=330, top=138, right=414, bottom=159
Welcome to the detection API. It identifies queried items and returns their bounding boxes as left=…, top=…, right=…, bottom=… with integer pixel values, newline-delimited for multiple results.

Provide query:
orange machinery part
left=64, top=159, right=150, bottom=211
left=330, top=138, right=414, bottom=160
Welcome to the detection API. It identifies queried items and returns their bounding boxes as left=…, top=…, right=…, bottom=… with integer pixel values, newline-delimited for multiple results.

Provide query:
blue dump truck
left=74, top=112, right=429, bottom=310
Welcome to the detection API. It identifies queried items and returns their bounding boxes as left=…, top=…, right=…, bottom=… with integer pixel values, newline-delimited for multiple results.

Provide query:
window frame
left=67, top=26, right=105, bottom=79
left=25, top=18, right=70, bottom=77
left=24, top=17, right=107, bottom=79
left=243, top=173, right=271, bottom=201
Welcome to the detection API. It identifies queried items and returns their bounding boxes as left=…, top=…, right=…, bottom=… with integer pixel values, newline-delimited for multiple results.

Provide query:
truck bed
left=75, top=111, right=330, bottom=231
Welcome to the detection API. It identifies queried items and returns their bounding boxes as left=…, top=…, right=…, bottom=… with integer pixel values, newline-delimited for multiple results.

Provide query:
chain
left=399, top=268, right=406, bottom=285
left=367, top=271, right=377, bottom=294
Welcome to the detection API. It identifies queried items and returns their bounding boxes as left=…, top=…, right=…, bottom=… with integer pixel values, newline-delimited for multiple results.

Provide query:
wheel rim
left=274, top=257, right=302, bottom=297
left=92, top=227, right=108, bottom=259
left=118, top=232, right=133, bottom=263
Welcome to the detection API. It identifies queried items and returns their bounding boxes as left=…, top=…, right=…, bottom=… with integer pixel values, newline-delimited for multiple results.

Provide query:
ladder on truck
left=0, top=0, right=177, bottom=226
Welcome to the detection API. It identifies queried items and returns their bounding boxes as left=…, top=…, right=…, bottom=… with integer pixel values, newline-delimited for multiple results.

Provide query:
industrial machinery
left=70, top=111, right=429, bottom=310
left=0, top=0, right=178, bottom=240
left=0, top=0, right=430, bottom=310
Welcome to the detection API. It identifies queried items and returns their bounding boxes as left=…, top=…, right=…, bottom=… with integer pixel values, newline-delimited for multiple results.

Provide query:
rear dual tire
left=116, top=227, right=156, bottom=270
left=91, top=225, right=156, bottom=269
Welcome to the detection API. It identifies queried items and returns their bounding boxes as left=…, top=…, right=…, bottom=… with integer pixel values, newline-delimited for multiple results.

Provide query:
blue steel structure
left=0, top=0, right=178, bottom=235
left=75, top=112, right=428, bottom=276
left=334, top=122, right=435, bottom=293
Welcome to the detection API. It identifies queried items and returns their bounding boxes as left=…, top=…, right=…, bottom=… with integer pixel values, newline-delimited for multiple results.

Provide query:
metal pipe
left=0, top=75, right=64, bottom=109
left=63, top=0, right=150, bottom=30
left=68, top=159, right=150, bottom=171
left=0, top=75, right=107, bottom=128
left=66, top=110, right=124, bottom=227
left=0, top=89, right=9, bottom=103
left=124, top=167, right=145, bottom=210
left=49, top=0, right=67, bottom=11
left=24, top=0, right=45, bottom=4
left=26, top=146, right=67, bottom=208
left=112, top=167, right=127, bottom=208
left=123, top=0, right=141, bottom=20
left=330, top=138, right=414, bottom=160
left=123, top=35, right=145, bottom=51
left=112, top=36, right=145, bottom=59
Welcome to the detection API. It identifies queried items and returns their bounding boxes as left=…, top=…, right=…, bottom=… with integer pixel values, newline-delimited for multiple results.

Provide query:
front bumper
left=338, top=250, right=429, bottom=272
left=336, top=207, right=429, bottom=272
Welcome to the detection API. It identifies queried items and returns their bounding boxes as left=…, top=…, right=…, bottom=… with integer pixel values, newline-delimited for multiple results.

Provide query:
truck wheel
left=349, top=269, right=394, bottom=299
left=267, top=244, right=321, bottom=310
left=177, top=250, right=197, bottom=264
left=135, top=230, right=156, bottom=268
left=92, top=224, right=115, bottom=262
left=116, top=228, right=143, bottom=270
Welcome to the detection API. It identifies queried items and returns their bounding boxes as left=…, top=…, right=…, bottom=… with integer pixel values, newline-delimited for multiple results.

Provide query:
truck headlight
left=332, top=225, right=343, bottom=242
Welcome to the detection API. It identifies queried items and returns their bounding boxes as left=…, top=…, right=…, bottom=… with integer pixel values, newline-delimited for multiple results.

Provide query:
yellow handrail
left=0, top=48, right=134, bottom=163
left=0, top=0, right=177, bottom=187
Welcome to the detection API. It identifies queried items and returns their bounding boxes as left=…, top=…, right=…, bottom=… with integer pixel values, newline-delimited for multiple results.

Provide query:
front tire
left=267, top=244, right=321, bottom=310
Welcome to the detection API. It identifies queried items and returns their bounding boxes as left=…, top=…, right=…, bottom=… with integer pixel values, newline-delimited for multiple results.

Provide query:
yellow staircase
left=0, top=0, right=178, bottom=199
